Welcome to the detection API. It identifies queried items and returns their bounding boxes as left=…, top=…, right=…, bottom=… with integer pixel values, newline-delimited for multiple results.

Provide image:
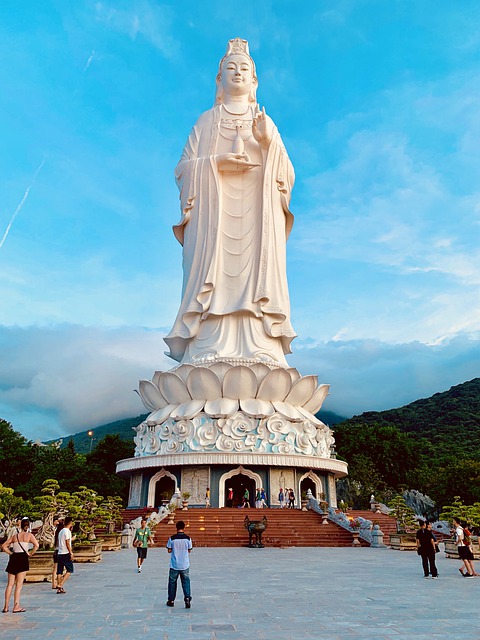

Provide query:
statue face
left=220, top=54, right=256, bottom=98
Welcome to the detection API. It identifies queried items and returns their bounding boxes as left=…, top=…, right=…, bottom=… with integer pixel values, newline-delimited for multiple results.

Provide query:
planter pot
left=96, top=532, right=122, bottom=551
left=321, top=513, right=329, bottom=525
left=182, top=501, right=189, bottom=511
left=25, top=550, right=54, bottom=583
left=301, top=500, right=308, bottom=512
left=389, top=532, right=417, bottom=551
left=351, top=531, right=361, bottom=547
left=73, top=541, right=103, bottom=563
left=167, top=513, right=175, bottom=525
left=445, top=537, right=480, bottom=559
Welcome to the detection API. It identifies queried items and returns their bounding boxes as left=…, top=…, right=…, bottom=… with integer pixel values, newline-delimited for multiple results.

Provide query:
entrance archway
left=219, top=466, right=262, bottom=508
left=298, top=471, right=323, bottom=503
left=147, top=468, right=178, bottom=507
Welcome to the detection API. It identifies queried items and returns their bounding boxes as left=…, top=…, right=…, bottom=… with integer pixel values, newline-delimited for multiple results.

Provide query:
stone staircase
left=122, top=507, right=371, bottom=548
left=346, top=509, right=398, bottom=545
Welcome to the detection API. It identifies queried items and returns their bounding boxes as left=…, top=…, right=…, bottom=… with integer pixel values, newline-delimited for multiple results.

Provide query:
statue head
left=215, top=38, right=258, bottom=105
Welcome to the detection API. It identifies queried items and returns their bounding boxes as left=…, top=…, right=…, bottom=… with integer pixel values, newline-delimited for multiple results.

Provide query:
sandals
left=56, top=588, right=66, bottom=594
left=2, top=609, right=8, bottom=613
left=12, top=608, right=26, bottom=613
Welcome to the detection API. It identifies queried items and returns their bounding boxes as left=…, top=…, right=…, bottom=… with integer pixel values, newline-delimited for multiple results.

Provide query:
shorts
left=57, top=553, right=74, bottom=575
left=458, top=545, right=474, bottom=561
left=5, top=552, right=29, bottom=575
left=137, top=547, right=148, bottom=559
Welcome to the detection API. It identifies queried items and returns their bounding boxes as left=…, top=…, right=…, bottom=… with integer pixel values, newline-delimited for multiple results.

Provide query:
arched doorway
left=147, top=468, right=178, bottom=507
left=225, top=473, right=255, bottom=508
left=154, top=476, right=175, bottom=506
left=219, top=466, right=262, bottom=508
left=298, top=471, right=323, bottom=503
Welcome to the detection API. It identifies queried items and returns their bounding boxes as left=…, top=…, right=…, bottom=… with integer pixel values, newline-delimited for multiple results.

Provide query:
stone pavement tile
left=1, top=547, right=480, bottom=639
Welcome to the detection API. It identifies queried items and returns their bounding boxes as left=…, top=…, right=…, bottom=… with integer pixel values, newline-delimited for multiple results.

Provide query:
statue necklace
left=222, top=103, right=250, bottom=116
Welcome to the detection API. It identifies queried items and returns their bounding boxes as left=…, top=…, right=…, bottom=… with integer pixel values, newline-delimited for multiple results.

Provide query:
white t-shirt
left=57, top=527, right=72, bottom=554
left=456, top=526, right=465, bottom=547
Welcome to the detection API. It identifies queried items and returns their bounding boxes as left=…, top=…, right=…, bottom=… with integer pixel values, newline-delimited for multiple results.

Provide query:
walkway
left=1, top=546, right=479, bottom=639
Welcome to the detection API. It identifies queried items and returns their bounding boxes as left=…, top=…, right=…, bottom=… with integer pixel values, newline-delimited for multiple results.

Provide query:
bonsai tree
left=32, top=479, right=73, bottom=549
left=69, top=486, right=104, bottom=543
left=100, top=495, right=123, bottom=534
left=181, top=491, right=191, bottom=501
left=388, top=494, right=418, bottom=533
left=0, top=483, right=34, bottom=540
left=440, top=496, right=480, bottom=532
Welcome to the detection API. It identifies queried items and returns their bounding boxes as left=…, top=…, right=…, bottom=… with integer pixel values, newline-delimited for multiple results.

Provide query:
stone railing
left=308, top=496, right=374, bottom=544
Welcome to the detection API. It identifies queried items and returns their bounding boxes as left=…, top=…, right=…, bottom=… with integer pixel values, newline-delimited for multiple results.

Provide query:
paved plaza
left=1, top=545, right=479, bottom=639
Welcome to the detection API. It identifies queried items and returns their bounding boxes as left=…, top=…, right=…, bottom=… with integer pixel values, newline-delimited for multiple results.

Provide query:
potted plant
left=349, top=517, right=362, bottom=546
left=181, top=491, right=191, bottom=511
left=167, top=502, right=176, bottom=525
left=301, top=491, right=308, bottom=511
left=388, top=494, right=418, bottom=550
left=68, top=486, right=104, bottom=562
left=96, top=496, right=124, bottom=551
left=27, top=479, right=73, bottom=582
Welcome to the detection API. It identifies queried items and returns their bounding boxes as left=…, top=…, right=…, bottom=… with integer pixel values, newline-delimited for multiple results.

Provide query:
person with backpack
left=453, top=517, right=475, bottom=578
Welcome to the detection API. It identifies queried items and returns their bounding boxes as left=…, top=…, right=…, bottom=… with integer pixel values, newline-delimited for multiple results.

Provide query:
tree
left=0, top=419, right=34, bottom=489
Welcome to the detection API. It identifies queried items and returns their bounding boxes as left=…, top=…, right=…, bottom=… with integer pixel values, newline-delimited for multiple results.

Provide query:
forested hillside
left=334, top=378, right=480, bottom=508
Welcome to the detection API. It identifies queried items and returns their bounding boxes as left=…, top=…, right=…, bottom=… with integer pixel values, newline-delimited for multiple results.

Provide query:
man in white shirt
left=56, top=517, right=75, bottom=593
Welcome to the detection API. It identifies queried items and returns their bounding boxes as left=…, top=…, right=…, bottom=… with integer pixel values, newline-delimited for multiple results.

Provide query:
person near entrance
left=241, top=488, right=250, bottom=508
left=227, top=487, right=233, bottom=508
left=166, top=520, right=193, bottom=608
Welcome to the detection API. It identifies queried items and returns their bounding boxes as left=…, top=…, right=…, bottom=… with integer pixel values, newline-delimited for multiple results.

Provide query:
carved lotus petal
left=249, top=362, right=271, bottom=384
left=272, top=401, right=304, bottom=422
left=173, top=364, right=195, bottom=383
left=159, top=372, right=191, bottom=404
left=187, top=367, right=222, bottom=400
left=296, top=406, right=324, bottom=427
left=302, top=384, right=330, bottom=413
left=284, top=375, right=318, bottom=407
left=257, top=368, right=291, bottom=401
left=223, top=366, right=258, bottom=400
left=170, top=399, right=205, bottom=421
left=146, top=405, right=176, bottom=426
left=204, top=398, right=239, bottom=418
left=208, top=361, right=233, bottom=382
left=139, top=380, right=167, bottom=410
left=152, top=371, right=163, bottom=388
left=285, top=367, right=301, bottom=383
left=239, top=398, right=275, bottom=418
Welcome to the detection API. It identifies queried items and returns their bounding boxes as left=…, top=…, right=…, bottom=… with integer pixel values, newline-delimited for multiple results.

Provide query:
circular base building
left=116, top=362, right=348, bottom=509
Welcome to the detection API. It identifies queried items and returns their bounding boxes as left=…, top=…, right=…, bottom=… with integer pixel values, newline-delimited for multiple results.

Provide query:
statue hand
left=216, top=152, right=260, bottom=172
left=252, top=105, right=273, bottom=148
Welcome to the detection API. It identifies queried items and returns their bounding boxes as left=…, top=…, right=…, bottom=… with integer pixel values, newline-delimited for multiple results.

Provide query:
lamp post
left=87, top=430, right=95, bottom=453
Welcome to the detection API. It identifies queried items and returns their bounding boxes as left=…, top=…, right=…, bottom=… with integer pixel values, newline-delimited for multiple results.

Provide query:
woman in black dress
left=2, top=517, right=39, bottom=613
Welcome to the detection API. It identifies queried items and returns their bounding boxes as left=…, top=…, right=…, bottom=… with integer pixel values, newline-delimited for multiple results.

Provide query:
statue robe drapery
left=164, top=105, right=296, bottom=365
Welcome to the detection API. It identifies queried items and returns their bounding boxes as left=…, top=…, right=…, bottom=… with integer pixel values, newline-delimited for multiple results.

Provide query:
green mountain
left=338, top=377, right=480, bottom=460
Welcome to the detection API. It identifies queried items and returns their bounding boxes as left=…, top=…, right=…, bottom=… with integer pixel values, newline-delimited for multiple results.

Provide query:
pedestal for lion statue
left=116, top=38, right=348, bottom=509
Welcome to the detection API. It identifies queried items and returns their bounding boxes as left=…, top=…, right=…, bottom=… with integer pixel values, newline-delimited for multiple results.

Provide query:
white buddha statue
left=164, top=38, right=296, bottom=367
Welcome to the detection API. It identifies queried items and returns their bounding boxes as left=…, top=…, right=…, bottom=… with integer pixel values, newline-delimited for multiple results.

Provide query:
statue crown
left=225, top=38, right=250, bottom=57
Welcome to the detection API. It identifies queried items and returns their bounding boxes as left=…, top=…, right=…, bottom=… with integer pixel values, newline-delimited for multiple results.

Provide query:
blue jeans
left=168, top=568, right=191, bottom=601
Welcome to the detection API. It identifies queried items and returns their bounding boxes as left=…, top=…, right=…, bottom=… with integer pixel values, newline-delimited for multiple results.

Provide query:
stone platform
left=1, top=546, right=479, bottom=639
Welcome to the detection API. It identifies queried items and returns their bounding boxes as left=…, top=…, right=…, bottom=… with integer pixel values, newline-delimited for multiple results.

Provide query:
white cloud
left=95, top=1, right=178, bottom=57
left=1, top=325, right=478, bottom=441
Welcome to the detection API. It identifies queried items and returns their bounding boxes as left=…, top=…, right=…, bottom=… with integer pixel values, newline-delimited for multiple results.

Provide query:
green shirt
left=135, top=527, right=151, bottom=548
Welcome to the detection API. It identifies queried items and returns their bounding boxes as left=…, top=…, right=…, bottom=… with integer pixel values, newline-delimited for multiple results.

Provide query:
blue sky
left=1, top=1, right=479, bottom=441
